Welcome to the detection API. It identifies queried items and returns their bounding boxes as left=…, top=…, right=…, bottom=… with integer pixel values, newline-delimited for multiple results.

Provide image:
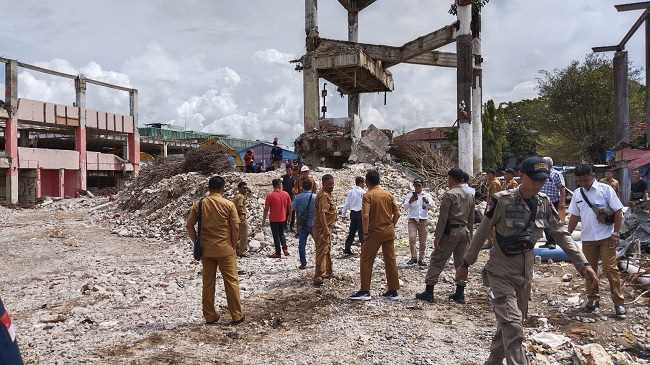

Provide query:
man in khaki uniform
left=456, top=156, right=598, bottom=365
left=313, top=174, right=337, bottom=286
left=186, top=176, right=245, bottom=325
left=349, top=170, right=401, bottom=301
left=415, top=168, right=474, bottom=304
left=599, top=169, right=621, bottom=200
left=502, top=168, right=519, bottom=190
left=293, top=165, right=317, bottom=195
left=233, top=181, right=249, bottom=257
left=483, top=168, right=502, bottom=249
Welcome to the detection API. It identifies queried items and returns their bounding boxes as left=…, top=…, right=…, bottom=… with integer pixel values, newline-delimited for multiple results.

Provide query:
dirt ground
left=1, top=206, right=648, bottom=364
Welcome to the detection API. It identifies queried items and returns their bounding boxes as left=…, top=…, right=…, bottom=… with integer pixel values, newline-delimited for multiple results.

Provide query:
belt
left=448, top=224, right=466, bottom=228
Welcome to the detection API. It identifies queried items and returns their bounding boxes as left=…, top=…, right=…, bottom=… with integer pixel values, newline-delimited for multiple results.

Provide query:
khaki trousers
left=424, top=228, right=469, bottom=286
left=313, top=226, right=333, bottom=280
left=201, top=255, right=243, bottom=322
left=582, top=238, right=625, bottom=305
left=237, top=220, right=249, bottom=255
left=408, top=218, right=428, bottom=260
left=484, top=269, right=531, bottom=365
left=359, top=234, right=399, bottom=291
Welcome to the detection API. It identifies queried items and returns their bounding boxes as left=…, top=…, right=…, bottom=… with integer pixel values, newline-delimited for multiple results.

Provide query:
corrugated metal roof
left=623, top=149, right=650, bottom=170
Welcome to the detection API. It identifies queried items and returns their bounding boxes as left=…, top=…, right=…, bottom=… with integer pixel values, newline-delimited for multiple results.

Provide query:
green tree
left=535, top=53, right=644, bottom=164
left=482, top=99, right=507, bottom=169
left=501, top=99, right=541, bottom=165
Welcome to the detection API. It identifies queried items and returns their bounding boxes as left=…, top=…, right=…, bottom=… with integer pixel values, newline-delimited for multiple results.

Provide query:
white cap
left=300, top=165, right=310, bottom=172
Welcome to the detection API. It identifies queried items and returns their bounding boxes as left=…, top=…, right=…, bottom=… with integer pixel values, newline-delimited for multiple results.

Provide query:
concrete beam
left=398, top=24, right=457, bottom=64
left=337, top=0, right=377, bottom=12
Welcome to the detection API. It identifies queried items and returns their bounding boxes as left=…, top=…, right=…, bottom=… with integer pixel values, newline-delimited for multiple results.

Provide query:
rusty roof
left=623, top=149, right=650, bottom=170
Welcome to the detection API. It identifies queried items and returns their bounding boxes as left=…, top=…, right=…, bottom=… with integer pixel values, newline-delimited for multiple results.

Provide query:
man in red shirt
left=262, top=179, right=293, bottom=258
left=243, top=150, right=255, bottom=173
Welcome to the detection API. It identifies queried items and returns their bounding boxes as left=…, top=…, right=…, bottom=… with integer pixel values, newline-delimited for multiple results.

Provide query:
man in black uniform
left=281, top=165, right=296, bottom=232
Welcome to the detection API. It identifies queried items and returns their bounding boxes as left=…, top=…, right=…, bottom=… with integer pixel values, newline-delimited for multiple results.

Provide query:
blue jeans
left=298, top=226, right=313, bottom=266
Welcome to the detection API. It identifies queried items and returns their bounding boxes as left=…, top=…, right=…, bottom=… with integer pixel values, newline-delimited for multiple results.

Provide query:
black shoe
left=585, top=300, right=600, bottom=312
left=343, top=250, right=354, bottom=256
left=415, top=291, right=434, bottom=303
left=539, top=243, right=556, bottom=249
left=349, top=291, right=371, bottom=301
left=407, top=258, right=418, bottom=265
left=448, top=292, right=466, bottom=304
left=313, top=277, right=324, bottom=286
left=615, top=305, right=627, bottom=318
left=481, top=244, right=493, bottom=250
left=230, top=315, right=245, bottom=326
left=381, top=290, right=399, bottom=301
left=417, top=260, right=427, bottom=266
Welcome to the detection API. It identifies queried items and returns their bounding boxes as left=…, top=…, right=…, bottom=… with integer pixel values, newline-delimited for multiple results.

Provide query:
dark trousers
left=543, top=201, right=561, bottom=245
left=244, top=165, right=254, bottom=173
left=284, top=210, right=296, bottom=230
left=344, top=210, right=364, bottom=252
left=270, top=221, right=287, bottom=254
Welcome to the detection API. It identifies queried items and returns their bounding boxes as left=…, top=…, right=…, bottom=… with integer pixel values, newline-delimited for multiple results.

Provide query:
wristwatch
left=460, top=258, right=470, bottom=268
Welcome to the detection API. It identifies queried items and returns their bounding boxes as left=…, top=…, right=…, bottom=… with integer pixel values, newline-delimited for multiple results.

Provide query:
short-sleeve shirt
left=362, top=186, right=399, bottom=239
left=292, top=191, right=317, bottom=228
left=488, top=179, right=502, bottom=198
left=270, top=146, right=283, bottom=161
left=186, top=193, right=240, bottom=258
left=541, top=169, right=565, bottom=203
left=313, top=190, right=337, bottom=230
left=631, top=179, right=648, bottom=200
left=265, top=189, right=291, bottom=222
left=568, top=181, right=623, bottom=241
left=281, top=174, right=295, bottom=199
left=233, top=192, right=247, bottom=219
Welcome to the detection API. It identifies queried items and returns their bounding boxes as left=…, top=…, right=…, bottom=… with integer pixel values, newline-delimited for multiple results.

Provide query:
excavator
left=198, top=138, right=244, bottom=169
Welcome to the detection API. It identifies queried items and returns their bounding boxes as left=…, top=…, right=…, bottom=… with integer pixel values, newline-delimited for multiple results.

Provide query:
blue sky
left=0, top=0, right=646, bottom=143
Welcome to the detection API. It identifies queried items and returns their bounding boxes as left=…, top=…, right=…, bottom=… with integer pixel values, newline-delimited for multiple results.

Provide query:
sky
left=0, top=0, right=647, bottom=144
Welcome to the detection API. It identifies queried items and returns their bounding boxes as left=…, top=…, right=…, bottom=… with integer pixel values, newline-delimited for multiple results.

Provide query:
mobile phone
left=412, top=192, right=418, bottom=198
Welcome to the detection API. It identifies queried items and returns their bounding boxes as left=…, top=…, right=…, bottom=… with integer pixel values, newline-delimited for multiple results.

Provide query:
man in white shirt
left=403, top=178, right=434, bottom=266
left=341, top=177, right=366, bottom=255
left=567, top=164, right=626, bottom=318
left=461, top=172, right=476, bottom=197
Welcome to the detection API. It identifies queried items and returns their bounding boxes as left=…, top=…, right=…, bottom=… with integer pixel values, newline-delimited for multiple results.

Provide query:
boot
left=448, top=285, right=466, bottom=304
left=415, top=285, right=434, bottom=303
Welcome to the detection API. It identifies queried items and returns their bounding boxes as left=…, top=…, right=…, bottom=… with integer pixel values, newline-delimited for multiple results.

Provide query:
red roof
left=623, top=149, right=650, bottom=170
left=394, top=127, right=451, bottom=142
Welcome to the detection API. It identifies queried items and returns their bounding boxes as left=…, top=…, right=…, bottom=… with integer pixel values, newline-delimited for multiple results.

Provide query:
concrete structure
left=295, top=0, right=482, bottom=172
left=0, top=58, right=140, bottom=203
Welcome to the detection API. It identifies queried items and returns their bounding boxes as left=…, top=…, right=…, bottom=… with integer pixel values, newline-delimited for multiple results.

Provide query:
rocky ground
left=1, top=164, right=648, bottom=364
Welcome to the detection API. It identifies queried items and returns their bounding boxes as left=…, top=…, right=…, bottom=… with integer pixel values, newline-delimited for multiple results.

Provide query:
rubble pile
left=182, top=145, right=233, bottom=175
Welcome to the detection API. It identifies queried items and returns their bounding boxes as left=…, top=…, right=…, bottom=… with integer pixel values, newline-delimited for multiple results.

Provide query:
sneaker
left=381, top=290, right=399, bottom=300
left=283, top=249, right=290, bottom=256
left=230, top=315, right=245, bottom=326
left=348, top=291, right=372, bottom=301
left=415, top=291, right=434, bottom=303
left=407, top=258, right=418, bottom=265
left=268, top=253, right=281, bottom=259
left=298, top=264, right=307, bottom=270
left=585, top=300, right=600, bottom=312
left=313, top=277, right=324, bottom=286
left=417, top=260, right=427, bottom=266
left=615, top=305, right=627, bottom=318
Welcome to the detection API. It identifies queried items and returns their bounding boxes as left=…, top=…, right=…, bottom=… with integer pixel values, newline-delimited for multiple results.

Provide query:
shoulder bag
left=580, top=188, right=615, bottom=225
left=495, top=195, right=538, bottom=256
left=193, top=198, right=204, bottom=261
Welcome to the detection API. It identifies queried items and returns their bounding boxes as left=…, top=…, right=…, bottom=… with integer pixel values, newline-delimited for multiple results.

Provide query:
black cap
left=486, top=168, right=496, bottom=175
left=519, top=156, right=550, bottom=181
left=504, top=168, right=515, bottom=175
left=413, top=178, right=424, bottom=185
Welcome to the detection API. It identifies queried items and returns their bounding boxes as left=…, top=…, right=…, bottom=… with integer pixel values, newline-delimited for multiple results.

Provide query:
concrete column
left=128, top=90, right=140, bottom=174
left=19, top=130, right=29, bottom=147
left=456, top=0, right=473, bottom=174
left=471, top=11, right=483, bottom=175
left=75, top=76, right=88, bottom=190
left=58, top=168, right=65, bottom=197
left=304, top=0, right=320, bottom=131
left=161, top=142, right=168, bottom=157
left=347, top=11, right=360, bottom=119
left=614, top=51, right=630, bottom=145
left=35, top=168, right=41, bottom=200
left=5, top=60, right=19, bottom=203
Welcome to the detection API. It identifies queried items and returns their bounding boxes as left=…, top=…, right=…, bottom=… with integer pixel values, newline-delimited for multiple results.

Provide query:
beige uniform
left=599, top=177, right=621, bottom=198
left=233, top=192, right=248, bottom=255
left=359, top=186, right=400, bottom=291
left=425, top=185, right=474, bottom=286
left=293, top=176, right=317, bottom=195
left=313, top=190, right=337, bottom=280
left=463, top=187, right=589, bottom=365
left=502, top=179, right=519, bottom=190
left=486, top=179, right=503, bottom=246
left=187, top=193, right=243, bottom=323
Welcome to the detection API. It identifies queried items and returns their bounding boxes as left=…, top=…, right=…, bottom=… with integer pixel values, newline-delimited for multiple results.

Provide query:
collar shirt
left=461, top=183, right=476, bottom=196
left=567, top=181, right=624, bottom=241
left=292, top=191, right=317, bottom=228
left=341, top=185, right=365, bottom=216
left=540, top=169, right=565, bottom=203
left=363, top=186, right=399, bottom=238
left=402, top=191, right=434, bottom=221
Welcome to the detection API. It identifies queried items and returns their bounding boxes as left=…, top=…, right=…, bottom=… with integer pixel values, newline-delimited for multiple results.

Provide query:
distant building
left=393, top=127, right=452, bottom=149
left=239, top=142, right=297, bottom=170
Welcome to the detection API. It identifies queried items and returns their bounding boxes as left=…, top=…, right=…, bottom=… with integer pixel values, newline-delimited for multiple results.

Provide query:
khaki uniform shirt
left=233, top=192, right=247, bottom=219
left=293, top=176, right=317, bottom=195
left=463, top=187, right=588, bottom=281
left=599, top=177, right=620, bottom=197
left=313, top=190, right=337, bottom=230
left=362, top=186, right=399, bottom=240
left=503, top=179, right=519, bottom=190
left=488, top=179, right=502, bottom=198
left=434, top=185, right=475, bottom=238
left=187, top=193, right=240, bottom=258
